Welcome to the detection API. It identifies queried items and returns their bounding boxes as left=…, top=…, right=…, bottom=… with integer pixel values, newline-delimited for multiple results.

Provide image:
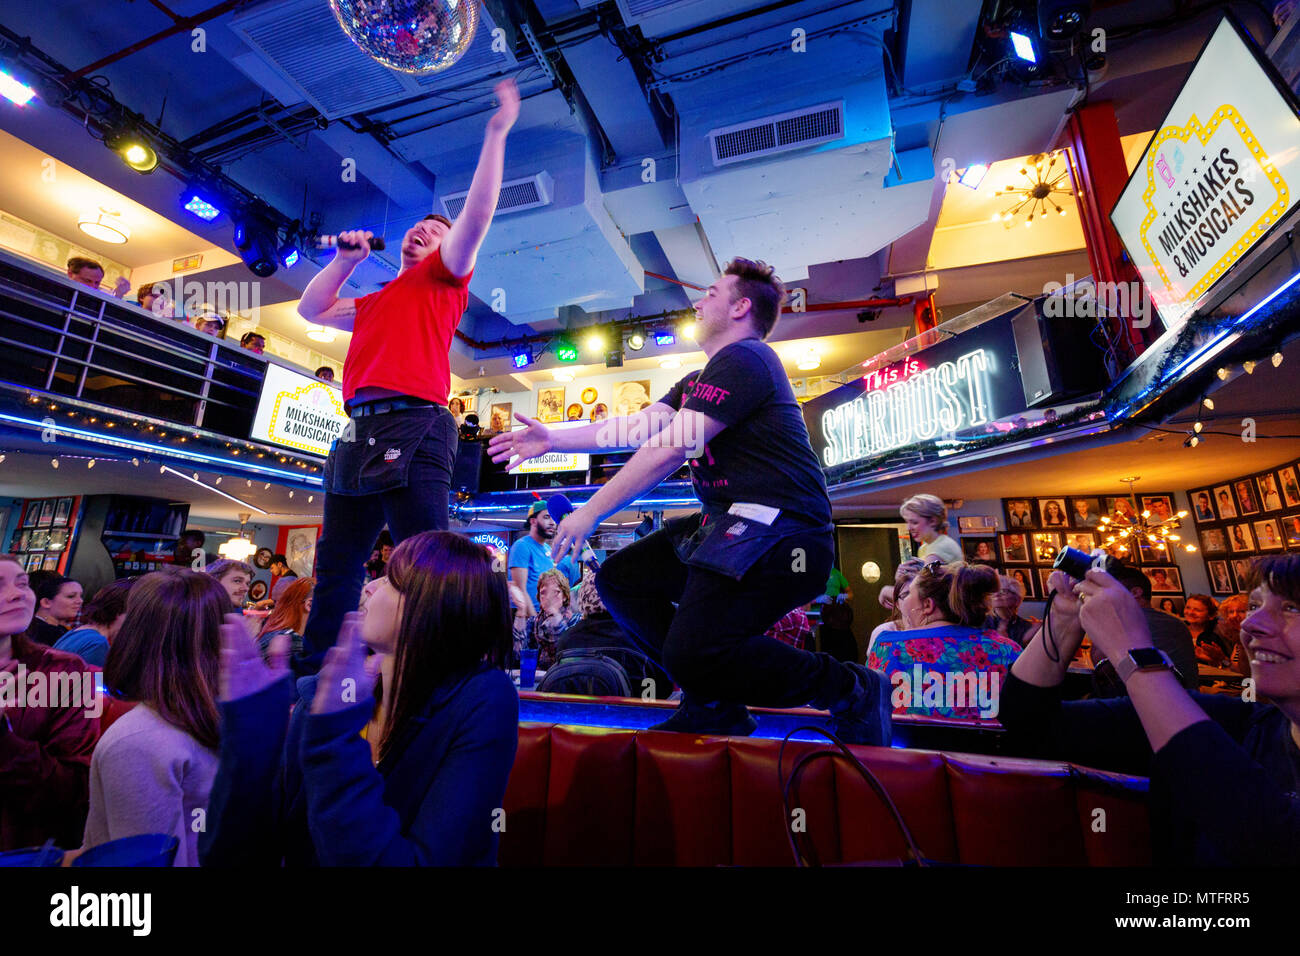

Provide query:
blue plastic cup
left=0, top=844, right=64, bottom=867
left=519, top=648, right=539, bottom=689
left=72, top=834, right=179, bottom=867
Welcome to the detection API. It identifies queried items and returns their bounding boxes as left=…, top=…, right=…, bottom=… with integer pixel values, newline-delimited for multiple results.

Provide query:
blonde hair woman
left=900, top=494, right=963, bottom=564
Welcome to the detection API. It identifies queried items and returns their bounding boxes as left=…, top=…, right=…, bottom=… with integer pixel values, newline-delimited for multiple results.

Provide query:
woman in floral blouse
left=513, top=568, right=581, bottom=669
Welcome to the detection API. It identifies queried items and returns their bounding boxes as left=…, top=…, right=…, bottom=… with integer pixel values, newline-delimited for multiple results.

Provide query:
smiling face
left=42, top=581, right=83, bottom=625
left=1242, top=585, right=1300, bottom=704
left=220, top=570, right=250, bottom=606
left=902, top=508, right=938, bottom=542
left=1183, top=597, right=1214, bottom=625
left=0, top=559, right=35, bottom=638
left=692, top=273, right=750, bottom=343
left=400, top=216, right=451, bottom=270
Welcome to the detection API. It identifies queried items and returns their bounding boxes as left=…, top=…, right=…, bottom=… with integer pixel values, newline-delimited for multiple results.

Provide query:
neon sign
left=821, top=349, right=995, bottom=467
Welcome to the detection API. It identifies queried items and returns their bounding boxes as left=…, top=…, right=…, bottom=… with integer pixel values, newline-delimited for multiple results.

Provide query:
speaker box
left=1011, top=299, right=1110, bottom=408
left=451, top=439, right=484, bottom=493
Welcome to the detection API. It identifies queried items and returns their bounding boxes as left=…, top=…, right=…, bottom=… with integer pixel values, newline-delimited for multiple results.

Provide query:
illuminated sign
left=1111, top=17, right=1300, bottom=329
left=820, top=349, right=995, bottom=467
left=250, top=363, right=350, bottom=458
left=508, top=420, right=590, bottom=474
left=471, top=533, right=508, bottom=553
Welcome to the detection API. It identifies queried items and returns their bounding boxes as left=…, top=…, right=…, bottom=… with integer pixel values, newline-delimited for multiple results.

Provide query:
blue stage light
left=1010, top=32, right=1037, bottom=63
left=958, top=164, right=989, bottom=189
left=184, top=193, right=221, bottom=221
left=512, top=347, right=532, bottom=369
left=654, top=331, right=675, bottom=346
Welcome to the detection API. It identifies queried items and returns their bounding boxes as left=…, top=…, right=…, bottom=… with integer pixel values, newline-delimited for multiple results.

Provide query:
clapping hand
left=487, top=413, right=552, bottom=471
left=311, top=612, right=371, bottom=715
left=219, top=613, right=290, bottom=702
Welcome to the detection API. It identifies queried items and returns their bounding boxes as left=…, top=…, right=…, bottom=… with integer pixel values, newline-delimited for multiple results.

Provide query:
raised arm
left=487, top=402, right=680, bottom=470
left=439, top=79, right=519, bottom=278
left=296, top=230, right=370, bottom=330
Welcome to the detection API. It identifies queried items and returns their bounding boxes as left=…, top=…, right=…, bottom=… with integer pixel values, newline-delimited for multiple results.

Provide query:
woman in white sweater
left=81, top=571, right=224, bottom=867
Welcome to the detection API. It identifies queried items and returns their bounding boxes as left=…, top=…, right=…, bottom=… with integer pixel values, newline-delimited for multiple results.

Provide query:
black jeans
left=299, top=406, right=458, bottom=667
left=595, top=518, right=855, bottom=709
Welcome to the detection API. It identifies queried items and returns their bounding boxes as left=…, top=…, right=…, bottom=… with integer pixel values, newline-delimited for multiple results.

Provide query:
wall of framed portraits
left=1187, top=458, right=1300, bottom=598
left=11, top=495, right=82, bottom=574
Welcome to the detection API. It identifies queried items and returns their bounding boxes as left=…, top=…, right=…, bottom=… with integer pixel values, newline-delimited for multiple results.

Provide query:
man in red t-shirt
left=294, top=79, right=519, bottom=667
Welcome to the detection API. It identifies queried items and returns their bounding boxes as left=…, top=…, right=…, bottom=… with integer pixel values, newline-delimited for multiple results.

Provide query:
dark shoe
left=647, top=696, right=757, bottom=737
left=829, top=663, right=893, bottom=746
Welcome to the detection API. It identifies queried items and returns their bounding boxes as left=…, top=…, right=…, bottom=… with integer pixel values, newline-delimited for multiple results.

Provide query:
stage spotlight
left=555, top=338, right=578, bottom=363
left=605, top=349, right=624, bottom=368
left=239, top=228, right=278, bottom=277
left=585, top=330, right=606, bottom=354
left=654, top=330, right=675, bottom=347
left=681, top=322, right=697, bottom=340
left=1010, top=31, right=1037, bottom=63
left=278, top=243, right=300, bottom=268
left=627, top=326, right=646, bottom=351
left=0, top=70, right=36, bottom=106
left=512, top=346, right=533, bottom=370
left=183, top=191, right=222, bottom=222
left=958, top=164, right=988, bottom=189
left=109, top=131, right=158, bottom=173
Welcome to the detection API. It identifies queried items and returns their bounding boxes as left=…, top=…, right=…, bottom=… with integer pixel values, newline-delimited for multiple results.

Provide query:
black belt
left=347, top=397, right=441, bottom=418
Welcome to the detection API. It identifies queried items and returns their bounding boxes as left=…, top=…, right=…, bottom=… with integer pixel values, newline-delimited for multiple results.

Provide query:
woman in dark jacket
left=1000, top=555, right=1300, bottom=865
left=200, top=532, right=517, bottom=866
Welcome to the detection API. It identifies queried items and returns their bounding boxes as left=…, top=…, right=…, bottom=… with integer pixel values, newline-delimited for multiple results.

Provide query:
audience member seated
left=66, top=256, right=129, bottom=298
left=867, top=558, right=925, bottom=657
left=25, top=571, right=82, bottom=646
left=200, top=532, right=518, bottom=866
left=1219, top=594, right=1252, bottom=677
left=52, top=579, right=134, bottom=667
left=78, top=572, right=223, bottom=867
left=514, top=568, right=580, bottom=670
left=194, top=312, right=226, bottom=337
left=554, top=571, right=672, bottom=698
left=257, top=577, right=314, bottom=661
left=0, top=556, right=99, bottom=852
left=314, top=366, right=335, bottom=382
left=867, top=560, right=1019, bottom=719
left=449, top=396, right=466, bottom=427
left=1090, top=566, right=1199, bottom=694
left=270, top=554, right=298, bottom=602
left=999, top=556, right=1300, bottom=865
left=239, top=332, right=266, bottom=354
left=899, top=493, right=963, bottom=565
left=984, top=574, right=1041, bottom=648
left=205, top=559, right=253, bottom=610
left=135, top=281, right=173, bottom=317
left=1184, top=593, right=1233, bottom=667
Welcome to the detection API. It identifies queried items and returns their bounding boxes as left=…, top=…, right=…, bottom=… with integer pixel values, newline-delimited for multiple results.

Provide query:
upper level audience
left=66, top=256, right=129, bottom=298
left=1000, top=555, right=1300, bottom=865
left=80, top=571, right=224, bottom=867
left=0, top=556, right=98, bottom=852
left=52, top=579, right=134, bottom=667
left=201, top=531, right=517, bottom=866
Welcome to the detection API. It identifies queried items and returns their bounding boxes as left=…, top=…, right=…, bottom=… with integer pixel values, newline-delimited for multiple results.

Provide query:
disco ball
left=328, top=0, right=480, bottom=75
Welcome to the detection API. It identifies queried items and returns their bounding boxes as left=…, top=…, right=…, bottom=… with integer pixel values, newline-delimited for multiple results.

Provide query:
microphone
left=316, top=235, right=387, bottom=252
left=546, top=494, right=600, bottom=573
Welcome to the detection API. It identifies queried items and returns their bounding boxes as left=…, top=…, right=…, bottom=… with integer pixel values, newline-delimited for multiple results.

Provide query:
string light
left=1242, top=360, right=1256, bottom=374
left=1216, top=367, right=1230, bottom=380
left=1202, top=397, right=1214, bottom=411
left=51, top=458, right=58, bottom=469
left=1272, top=351, right=1284, bottom=368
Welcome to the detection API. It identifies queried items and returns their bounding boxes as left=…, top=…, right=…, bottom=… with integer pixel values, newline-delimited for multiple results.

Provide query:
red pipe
left=69, top=0, right=250, bottom=77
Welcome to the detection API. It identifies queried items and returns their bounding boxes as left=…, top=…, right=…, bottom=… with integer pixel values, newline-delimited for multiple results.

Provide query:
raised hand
left=335, top=230, right=373, bottom=264
left=488, top=78, right=520, bottom=135
left=486, top=412, right=552, bottom=471
left=311, top=612, right=371, bottom=714
left=1074, top=570, right=1153, bottom=662
left=552, top=507, right=597, bottom=566
left=112, top=276, right=132, bottom=298
left=219, top=613, right=289, bottom=702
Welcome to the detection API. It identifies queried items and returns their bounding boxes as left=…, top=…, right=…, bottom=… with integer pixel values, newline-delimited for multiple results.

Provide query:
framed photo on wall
left=52, top=498, right=73, bottom=527
left=1285, top=514, right=1300, bottom=548
left=1068, top=498, right=1103, bottom=528
left=999, top=533, right=1029, bottom=563
left=1102, top=496, right=1139, bottom=525
left=1233, top=479, right=1261, bottom=516
left=536, top=386, right=565, bottom=424
left=1257, top=473, right=1284, bottom=511
left=1199, top=528, right=1228, bottom=554
left=488, top=403, right=513, bottom=434
left=1280, top=466, right=1300, bottom=508
left=1229, top=523, right=1255, bottom=552
left=1037, top=498, right=1069, bottom=528
left=962, top=537, right=999, bottom=565
left=1144, top=566, right=1182, bottom=593
left=1230, top=558, right=1254, bottom=592
left=1064, top=531, right=1097, bottom=552
left=1031, top=532, right=1061, bottom=562
left=1253, top=518, right=1285, bottom=550
left=1006, top=567, right=1036, bottom=599
left=1212, top=485, right=1238, bottom=520
left=1004, top=499, right=1038, bottom=529
left=1037, top=568, right=1056, bottom=594
left=1140, top=495, right=1176, bottom=525
left=1190, top=489, right=1216, bottom=523
left=1153, top=596, right=1185, bottom=617
left=37, top=500, right=54, bottom=525
left=1207, top=560, right=1233, bottom=595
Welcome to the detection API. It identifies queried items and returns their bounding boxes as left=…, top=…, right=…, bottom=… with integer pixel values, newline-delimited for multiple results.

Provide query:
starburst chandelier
left=992, top=151, right=1074, bottom=228
left=1099, top=478, right=1196, bottom=557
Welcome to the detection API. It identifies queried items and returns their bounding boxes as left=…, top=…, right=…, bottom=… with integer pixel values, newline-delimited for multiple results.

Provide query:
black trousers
left=300, top=406, right=458, bottom=666
left=595, top=520, right=856, bottom=709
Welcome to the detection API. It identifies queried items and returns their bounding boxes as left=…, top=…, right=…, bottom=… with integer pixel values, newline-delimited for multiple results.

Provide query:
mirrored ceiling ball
left=329, top=0, right=480, bottom=75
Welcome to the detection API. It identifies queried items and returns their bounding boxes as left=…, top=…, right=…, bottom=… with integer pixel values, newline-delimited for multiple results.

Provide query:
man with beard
left=508, top=501, right=580, bottom=618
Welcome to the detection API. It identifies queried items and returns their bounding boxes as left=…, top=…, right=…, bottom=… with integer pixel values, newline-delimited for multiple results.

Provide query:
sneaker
left=828, top=663, right=893, bottom=746
left=646, top=695, right=757, bottom=737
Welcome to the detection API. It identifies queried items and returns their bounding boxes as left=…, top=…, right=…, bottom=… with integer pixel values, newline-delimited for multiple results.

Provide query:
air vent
left=708, top=101, right=844, bottom=167
left=441, top=172, right=554, bottom=220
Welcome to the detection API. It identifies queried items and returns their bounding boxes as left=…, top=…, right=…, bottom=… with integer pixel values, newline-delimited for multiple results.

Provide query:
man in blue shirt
left=507, top=501, right=578, bottom=616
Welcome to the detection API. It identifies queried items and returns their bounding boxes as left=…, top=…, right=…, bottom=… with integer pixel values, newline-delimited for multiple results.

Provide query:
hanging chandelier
left=992, top=151, right=1073, bottom=228
left=218, top=512, right=257, bottom=560
left=1098, top=478, right=1196, bottom=557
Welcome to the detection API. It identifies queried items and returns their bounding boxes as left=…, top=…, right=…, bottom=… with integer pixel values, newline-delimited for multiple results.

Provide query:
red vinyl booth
left=497, top=724, right=1152, bottom=867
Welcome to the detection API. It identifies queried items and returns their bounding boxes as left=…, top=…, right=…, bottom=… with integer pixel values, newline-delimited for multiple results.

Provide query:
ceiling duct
left=441, top=172, right=555, bottom=219
left=709, top=101, right=845, bottom=167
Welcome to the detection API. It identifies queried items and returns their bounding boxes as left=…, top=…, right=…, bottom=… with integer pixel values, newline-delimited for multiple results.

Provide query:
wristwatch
left=1114, top=647, right=1174, bottom=683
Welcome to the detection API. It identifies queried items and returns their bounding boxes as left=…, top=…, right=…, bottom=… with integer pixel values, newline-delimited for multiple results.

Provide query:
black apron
left=666, top=508, right=833, bottom=582
left=322, top=405, right=448, bottom=496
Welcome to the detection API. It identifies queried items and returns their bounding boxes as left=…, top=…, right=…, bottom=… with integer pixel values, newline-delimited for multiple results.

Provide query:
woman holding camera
left=1000, top=554, right=1300, bottom=865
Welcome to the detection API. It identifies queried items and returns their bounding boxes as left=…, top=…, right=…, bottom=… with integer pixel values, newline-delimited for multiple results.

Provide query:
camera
left=1052, top=545, right=1120, bottom=580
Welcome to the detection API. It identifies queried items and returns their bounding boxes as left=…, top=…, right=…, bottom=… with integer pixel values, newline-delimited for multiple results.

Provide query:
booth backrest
left=498, top=724, right=1151, bottom=866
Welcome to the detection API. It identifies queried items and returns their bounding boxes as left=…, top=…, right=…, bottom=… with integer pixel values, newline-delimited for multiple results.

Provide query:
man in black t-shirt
left=487, top=259, right=891, bottom=741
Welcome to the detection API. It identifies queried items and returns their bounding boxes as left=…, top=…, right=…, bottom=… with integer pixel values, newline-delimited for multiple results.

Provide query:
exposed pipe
left=69, top=0, right=252, bottom=78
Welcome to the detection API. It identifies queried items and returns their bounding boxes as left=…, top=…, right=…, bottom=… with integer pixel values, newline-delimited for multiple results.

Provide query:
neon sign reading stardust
left=820, top=349, right=994, bottom=467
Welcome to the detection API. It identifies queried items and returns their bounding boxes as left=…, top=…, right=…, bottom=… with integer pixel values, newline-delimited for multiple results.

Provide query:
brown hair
left=379, top=531, right=511, bottom=763
left=82, top=578, right=135, bottom=626
left=105, top=571, right=224, bottom=750
left=205, top=558, right=253, bottom=584
left=537, top=568, right=572, bottom=611
left=1244, top=554, right=1300, bottom=604
left=259, top=577, right=314, bottom=637
left=67, top=256, right=102, bottom=275
left=422, top=213, right=452, bottom=228
left=909, top=561, right=999, bottom=627
left=1184, top=593, right=1218, bottom=619
left=723, top=258, right=785, bottom=339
